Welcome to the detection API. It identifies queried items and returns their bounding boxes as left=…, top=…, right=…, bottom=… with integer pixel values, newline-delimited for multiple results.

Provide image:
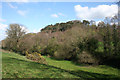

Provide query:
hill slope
left=2, top=51, right=77, bottom=78
left=2, top=50, right=120, bottom=79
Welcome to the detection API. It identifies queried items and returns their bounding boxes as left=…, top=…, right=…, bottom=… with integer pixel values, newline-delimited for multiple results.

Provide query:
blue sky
left=0, top=2, right=118, bottom=41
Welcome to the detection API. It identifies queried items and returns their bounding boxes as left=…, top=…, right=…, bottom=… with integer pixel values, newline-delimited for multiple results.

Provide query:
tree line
left=1, top=15, right=120, bottom=68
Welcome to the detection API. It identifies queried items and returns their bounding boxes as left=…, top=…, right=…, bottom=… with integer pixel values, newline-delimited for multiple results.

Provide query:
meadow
left=1, top=50, right=120, bottom=79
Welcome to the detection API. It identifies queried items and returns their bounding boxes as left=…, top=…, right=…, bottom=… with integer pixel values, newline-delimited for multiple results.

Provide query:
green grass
left=2, top=51, right=120, bottom=79
left=43, top=56, right=120, bottom=76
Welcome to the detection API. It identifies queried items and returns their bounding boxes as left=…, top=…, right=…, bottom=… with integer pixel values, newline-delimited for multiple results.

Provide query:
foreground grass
left=1, top=51, right=120, bottom=79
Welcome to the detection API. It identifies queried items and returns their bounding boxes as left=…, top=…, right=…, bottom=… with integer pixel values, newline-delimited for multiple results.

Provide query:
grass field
left=1, top=51, right=120, bottom=79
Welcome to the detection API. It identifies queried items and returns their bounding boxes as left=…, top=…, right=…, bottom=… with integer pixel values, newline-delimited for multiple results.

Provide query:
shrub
left=53, top=43, right=74, bottom=60
left=44, top=38, right=59, bottom=56
left=45, top=44, right=58, bottom=56
left=76, top=51, right=98, bottom=65
left=77, top=38, right=87, bottom=52
left=53, top=51, right=64, bottom=60
left=26, top=51, right=47, bottom=64
left=31, top=45, right=41, bottom=53
left=86, top=37, right=99, bottom=53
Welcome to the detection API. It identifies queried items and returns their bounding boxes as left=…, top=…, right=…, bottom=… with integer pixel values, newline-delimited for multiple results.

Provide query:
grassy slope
left=43, top=56, right=120, bottom=78
left=2, top=51, right=120, bottom=79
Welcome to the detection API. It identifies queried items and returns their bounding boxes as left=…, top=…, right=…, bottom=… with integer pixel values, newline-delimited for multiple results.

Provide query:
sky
left=0, top=1, right=118, bottom=41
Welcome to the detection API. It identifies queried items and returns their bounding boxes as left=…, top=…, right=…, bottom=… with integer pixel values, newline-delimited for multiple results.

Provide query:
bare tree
left=6, top=24, right=26, bottom=51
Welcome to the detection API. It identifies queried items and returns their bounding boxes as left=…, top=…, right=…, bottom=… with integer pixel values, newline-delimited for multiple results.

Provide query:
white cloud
left=51, top=13, right=65, bottom=18
left=39, top=28, right=42, bottom=32
left=0, top=18, right=6, bottom=22
left=0, top=23, right=8, bottom=31
left=96, top=20, right=101, bottom=26
left=51, top=14, right=58, bottom=18
left=0, top=23, right=8, bottom=41
left=31, top=28, right=42, bottom=33
left=0, top=33, right=7, bottom=41
left=20, top=25, right=29, bottom=33
left=17, top=10, right=27, bottom=16
left=8, top=3, right=17, bottom=9
left=58, top=13, right=65, bottom=16
left=74, top=5, right=118, bottom=20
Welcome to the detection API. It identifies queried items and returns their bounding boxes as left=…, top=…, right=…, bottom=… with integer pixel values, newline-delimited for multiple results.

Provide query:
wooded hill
left=41, top=20, right=91, bottom=33
left=1, top=16, right=120, bottom=68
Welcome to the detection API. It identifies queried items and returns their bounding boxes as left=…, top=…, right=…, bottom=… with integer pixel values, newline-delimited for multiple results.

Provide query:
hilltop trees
left=83, top=20, right=90, bottom=25
left=41, top=20, right=82, bottom=33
